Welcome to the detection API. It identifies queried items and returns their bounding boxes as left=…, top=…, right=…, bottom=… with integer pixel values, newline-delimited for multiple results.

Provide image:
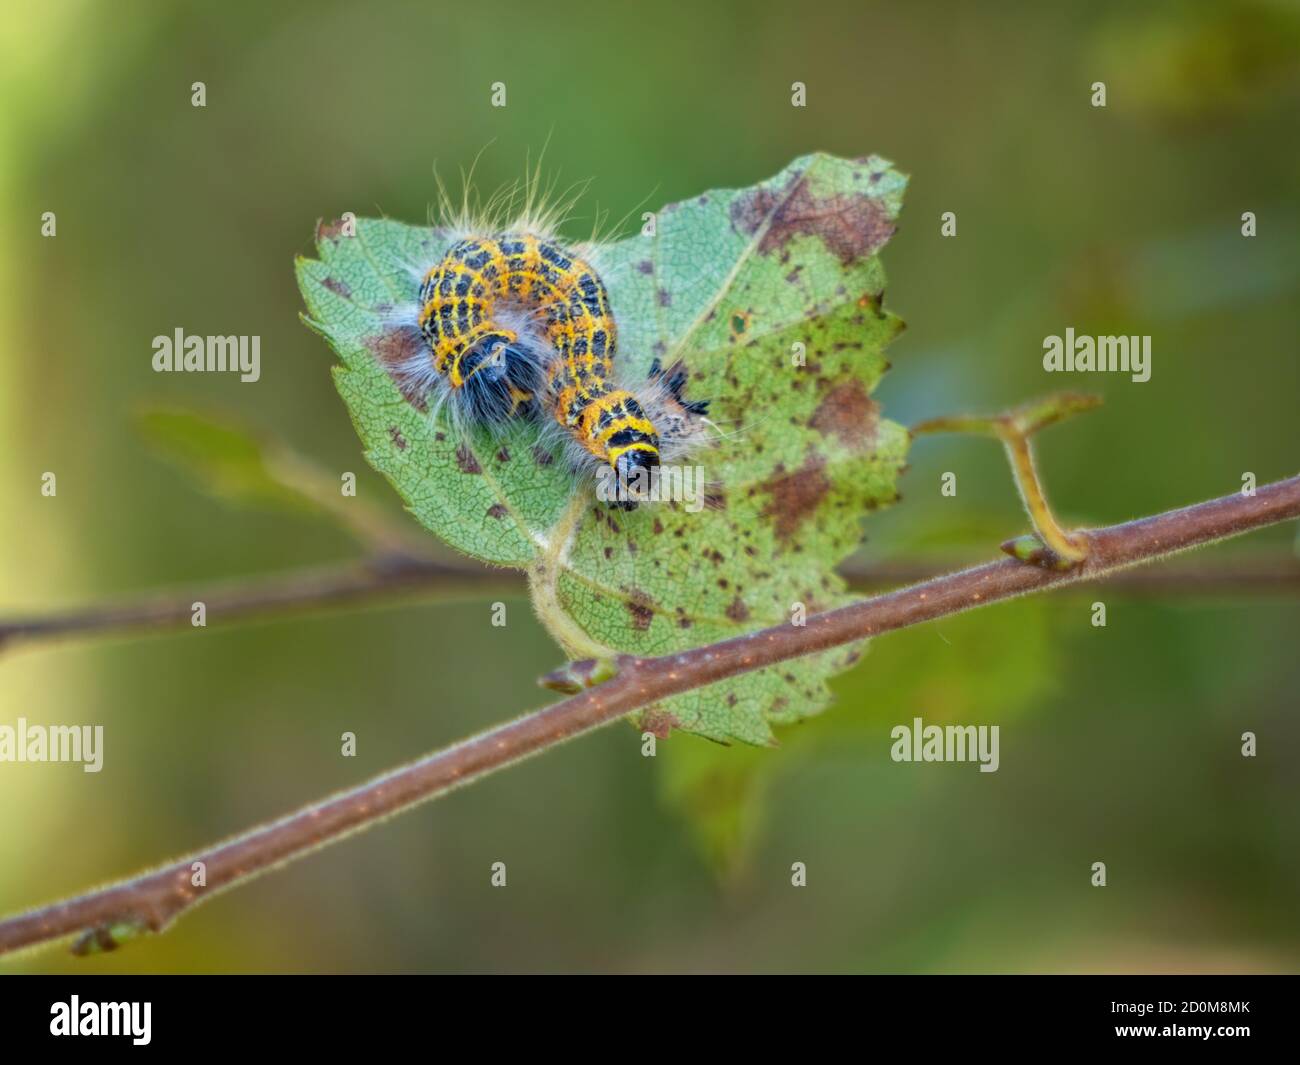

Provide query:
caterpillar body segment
left=411, top=228, right=712, bottom=507
left=545, top=357, right=715, bottom=510
left=416, top=235, right=564, bottom=424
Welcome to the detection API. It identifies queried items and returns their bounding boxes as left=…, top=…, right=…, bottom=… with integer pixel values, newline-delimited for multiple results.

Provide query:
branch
left=4, top=547, right=1299, bottom=658
left=853, top=553, right=1300, bottom=595
left=0, top=553, right=515, bottom=655
left=2, top=474, right=1297, bottom=958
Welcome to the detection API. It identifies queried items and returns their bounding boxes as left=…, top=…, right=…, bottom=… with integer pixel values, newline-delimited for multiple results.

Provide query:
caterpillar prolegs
left=402, top=230, right=712, bottom=508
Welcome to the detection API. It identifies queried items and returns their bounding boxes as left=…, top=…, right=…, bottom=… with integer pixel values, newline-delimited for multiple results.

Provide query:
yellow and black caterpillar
left=410, top=231, right=710, bottom=505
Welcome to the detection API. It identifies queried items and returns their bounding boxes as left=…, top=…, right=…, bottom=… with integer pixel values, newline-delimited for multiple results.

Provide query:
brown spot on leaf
left=639, top=710, right=679, bottom=738
left=657, top=288, right=672, bottom=307
left=496, top=446, right=510, bottom=463
left=761, top=453, right=831, bottom=541
left=388, top=426, right=408, bottom=450
left=810, top=380, right=880, bottom=451
left=487, top=503, right=507, bottom=519
left=532, top=445, right=555, bottom=466
left=857, top=290, right=889, bottom=319
left=315, top=217, right=349, bottom=242
left=730, top=170, right=896, bottom=265
left=321, top=276, right=351, bottom=299
left=365, top=327, right=429, bottom=412
left=626, top=594, right=655, bottom=631
left=726, top=596, right=750, bottom=622
left=455, top=443, right=481, bottom=474
left=637, top=259, right=654, bottom=275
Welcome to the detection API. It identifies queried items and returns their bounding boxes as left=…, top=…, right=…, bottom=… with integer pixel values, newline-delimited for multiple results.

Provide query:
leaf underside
left=297, top=153, right=910, bottom=744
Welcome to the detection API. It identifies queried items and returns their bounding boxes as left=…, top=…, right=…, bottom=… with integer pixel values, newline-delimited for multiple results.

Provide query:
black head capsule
left=610, top=446, right=660, bottom=511
left=459, top=333, right=543, bottom=423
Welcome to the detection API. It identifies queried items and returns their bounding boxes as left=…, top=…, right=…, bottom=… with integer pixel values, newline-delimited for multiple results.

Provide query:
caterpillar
left=399, top=226, right=712, bottom=507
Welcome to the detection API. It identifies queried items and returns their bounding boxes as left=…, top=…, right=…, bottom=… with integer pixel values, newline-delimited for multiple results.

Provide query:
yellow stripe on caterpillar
left=607, top=440, right=660, bottom=463
left=596, top=415, right=657, bottom=448
left=408, top=227, right=710, bottom=509
left=417, top=234, right=618, bottom=429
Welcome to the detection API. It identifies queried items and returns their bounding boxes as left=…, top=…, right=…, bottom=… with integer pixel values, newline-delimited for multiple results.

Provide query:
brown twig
left=851, top=554, right=1300, bottom=595
left=3, top=548, right=1298, bottom=659
left=1, top=474, right=1297, bottom=958
left=0, top=553, right=515, bottom=655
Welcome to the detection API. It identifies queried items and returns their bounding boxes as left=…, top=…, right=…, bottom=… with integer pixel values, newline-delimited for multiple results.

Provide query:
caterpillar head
left=608, top=444, right=660, bottom=510
left=451, top=331, right=545, bottom=423
left=456, top=331, right=517, bottom=386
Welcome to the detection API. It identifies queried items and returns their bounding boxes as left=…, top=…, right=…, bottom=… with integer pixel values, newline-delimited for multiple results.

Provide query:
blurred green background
left=2, top=0, right=1297, bottom=973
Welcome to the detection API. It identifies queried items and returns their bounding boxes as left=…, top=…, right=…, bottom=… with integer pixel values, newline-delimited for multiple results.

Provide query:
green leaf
left=296, top=153, right=910, bottom=744
left=136, top=404, right=432, bottom=556
left=657, top=736, right=774, bottom=878
left=136, top=405, right=326, bottom=514
left=660, top=597, right=1061, bottom=873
